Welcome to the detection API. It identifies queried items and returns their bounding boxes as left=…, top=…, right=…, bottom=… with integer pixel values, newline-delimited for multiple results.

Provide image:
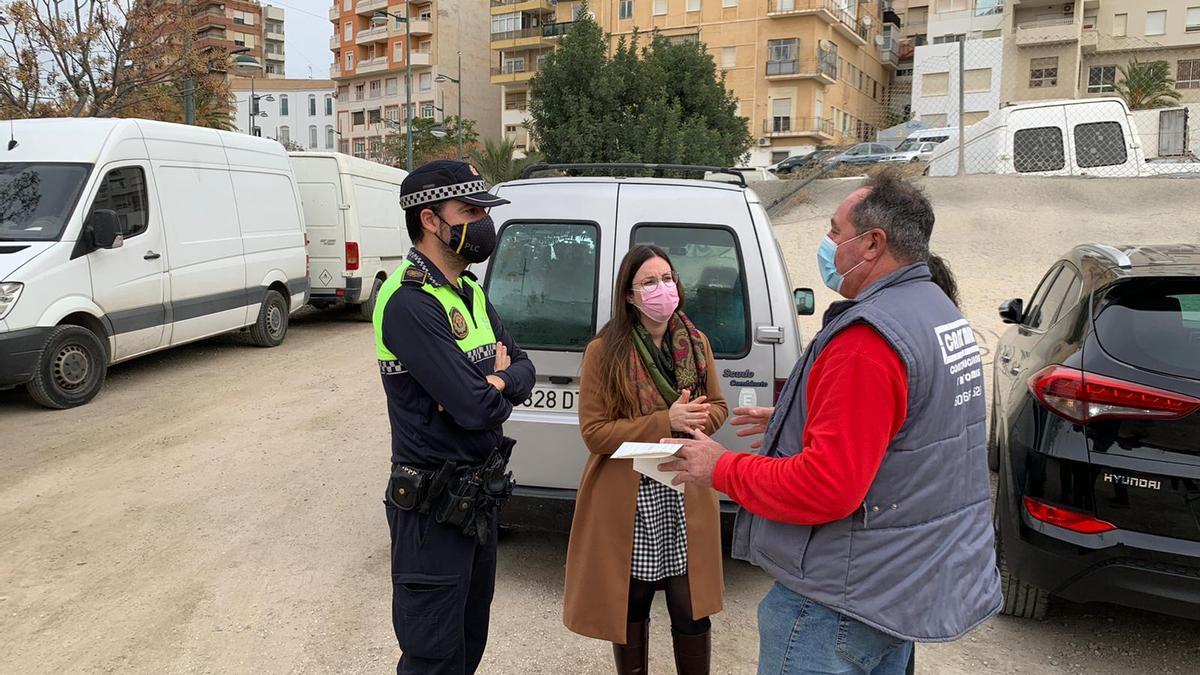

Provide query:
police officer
left=374, top=160, right=535, bottom=675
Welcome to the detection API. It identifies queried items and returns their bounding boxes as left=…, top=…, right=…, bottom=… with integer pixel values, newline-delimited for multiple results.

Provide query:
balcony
left=1081, top=28, right=1098, bottom=51
left=330, top=63, right=341, bottom=78
left=356, top=0, right=388, bottom=17
left=490, top=0, right=556, bottom=14
left=879, top=30, right=900, bottom=68
left=491, top=62, right=541, bottom=85
left=330, top=35, right=340, bottom=51
left=265, top=28, right=285, bottom=41
left=762, top=117, right=835, bottom=140
left=490, top=26, right=555, bottom=49
left=409, top=51, right=432, bottom=67
left=766, top=58, right=838, bottom=84
left=408, top=18, right=433, bottom=35
left=358, top=56, right=391, bottom=74
left=265, top=49, right=285, bottom=62
left=329, top=5, right=339, bottom=21
left=1014, top=17, right=1081, bottom=46
left=542, top=21, right=575, bottom=38
left=357, top=25, right=390, bottom=45
left=767, top=0, right=869, bottom=45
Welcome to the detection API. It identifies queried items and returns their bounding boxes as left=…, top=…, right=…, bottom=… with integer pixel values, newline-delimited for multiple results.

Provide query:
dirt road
left=2, top=175, right=1198, bottom=673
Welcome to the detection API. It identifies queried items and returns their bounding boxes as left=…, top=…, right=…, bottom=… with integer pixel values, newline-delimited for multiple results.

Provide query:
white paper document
left=613, top=442, right=685, bottom=493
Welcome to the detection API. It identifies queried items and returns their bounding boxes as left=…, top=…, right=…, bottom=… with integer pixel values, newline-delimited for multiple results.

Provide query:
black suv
left=990, top=243, right=1200, bottom=620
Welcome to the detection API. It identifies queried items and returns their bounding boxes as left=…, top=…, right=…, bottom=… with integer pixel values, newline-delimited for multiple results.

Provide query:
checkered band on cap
left=400, top=180, right=487, bottom=210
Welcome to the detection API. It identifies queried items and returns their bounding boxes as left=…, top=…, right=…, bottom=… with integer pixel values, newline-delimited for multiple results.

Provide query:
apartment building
left=1002, top=1, right=1200, bottom=106
left=231, top=79, right=337, bottom=146
left=490, top=0, right=582, bottom=154
left=329, top=0, right=498, bottom=164
left=191, top=0, right=285, bottom=78
left=911, top=0, right=1005, bottom=127
left=569, top=1, right=899, bottom=165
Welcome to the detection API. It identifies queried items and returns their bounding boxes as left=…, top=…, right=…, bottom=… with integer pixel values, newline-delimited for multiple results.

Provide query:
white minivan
left=0, top=118, right=308, bottom=408
left=476, top=165, right=813, bottom=517
left=289, top=152, right=408, bottom=320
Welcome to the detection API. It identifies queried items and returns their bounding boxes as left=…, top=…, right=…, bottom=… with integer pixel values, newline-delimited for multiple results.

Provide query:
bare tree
left=0, top=0, right=209, bottom=118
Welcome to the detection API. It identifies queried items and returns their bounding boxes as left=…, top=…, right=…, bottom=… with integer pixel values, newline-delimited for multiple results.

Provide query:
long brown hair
left=591, top=244, right=687, bottom=419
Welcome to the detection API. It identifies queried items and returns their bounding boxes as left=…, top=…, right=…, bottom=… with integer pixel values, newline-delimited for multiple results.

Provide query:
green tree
left=469, top=137, right=544, bottom=184
left=529, top=6, right=751, bottom=166
left=1115, top=59, right=1182, bottom=110
left=383, top=115, right=480, bottom=166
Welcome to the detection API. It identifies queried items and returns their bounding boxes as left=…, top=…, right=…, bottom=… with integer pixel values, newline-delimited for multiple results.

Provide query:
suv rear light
left=345, top=242, right=360, bottom=271
left=1028, top=365, right=1200, bottom=424
left=1023, top=496, right=1116, bottom=534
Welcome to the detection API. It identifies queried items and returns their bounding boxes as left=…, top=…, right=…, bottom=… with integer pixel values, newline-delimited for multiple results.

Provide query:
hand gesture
left=493, top=342, right=510, bottom=372
left=730, top=406, right=774, bottom=449
left=669, top=389, right=710, bottom=434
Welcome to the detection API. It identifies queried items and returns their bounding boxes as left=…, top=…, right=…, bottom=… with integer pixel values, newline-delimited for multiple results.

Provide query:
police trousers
left=385, top=499, right=498, bottom=675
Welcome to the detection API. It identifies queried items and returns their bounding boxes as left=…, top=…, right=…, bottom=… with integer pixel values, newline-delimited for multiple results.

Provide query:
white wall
left=233, top=83, right=338, bottom=151
left=1130, top=104, right=1200, bottom=159
left=912, top=37, right=1003, bottom=128
left=926, top=4, right=1005, bottom=38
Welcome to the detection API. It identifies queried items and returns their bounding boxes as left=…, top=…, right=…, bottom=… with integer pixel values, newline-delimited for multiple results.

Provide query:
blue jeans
left=757, top=583, right=913, bottom=675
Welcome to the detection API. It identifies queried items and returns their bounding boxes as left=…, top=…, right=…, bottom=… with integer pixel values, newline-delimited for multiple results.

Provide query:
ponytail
left=927, top=254, right=960, bottom=308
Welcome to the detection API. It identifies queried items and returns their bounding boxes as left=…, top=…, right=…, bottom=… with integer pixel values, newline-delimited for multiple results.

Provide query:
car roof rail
left=1079, top=243, right=1133, bottom=269
left=519, top=163, right=748, bottom=188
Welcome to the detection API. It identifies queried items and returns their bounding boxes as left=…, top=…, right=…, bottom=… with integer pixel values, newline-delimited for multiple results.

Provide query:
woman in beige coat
left=563, top=244, right=727, bottom=675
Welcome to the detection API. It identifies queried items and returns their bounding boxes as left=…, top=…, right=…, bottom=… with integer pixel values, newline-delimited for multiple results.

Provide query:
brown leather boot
left=613, top=620, right=650, bottom=675
left=671, top=628, right=710, bottom=675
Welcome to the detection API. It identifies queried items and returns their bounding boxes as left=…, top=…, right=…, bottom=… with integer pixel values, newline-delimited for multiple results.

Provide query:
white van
left=0, top=118, right=308, bottom=408
left=476, top=165, right=812, bottom=514
left=927, top=98, right=1200, bottom=177
left=289, top=152, right=408, bottom=319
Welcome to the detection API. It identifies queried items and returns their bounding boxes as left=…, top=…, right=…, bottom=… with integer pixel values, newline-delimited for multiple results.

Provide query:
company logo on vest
left=934, top=318, right=980, bottom=365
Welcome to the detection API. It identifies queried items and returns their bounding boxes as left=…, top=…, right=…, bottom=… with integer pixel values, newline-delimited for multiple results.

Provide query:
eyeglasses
left=632, top=271, right=678, bottom=294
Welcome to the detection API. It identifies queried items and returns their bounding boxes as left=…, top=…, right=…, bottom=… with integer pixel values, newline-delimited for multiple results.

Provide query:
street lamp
left=373, top=9, right=413, bottom=171
left=233, top=52, right=273, bottom=136
left=435, top=51, right=463, bottom=160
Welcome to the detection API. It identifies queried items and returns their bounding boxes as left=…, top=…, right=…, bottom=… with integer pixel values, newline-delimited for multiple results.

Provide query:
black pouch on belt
left=388, top=465, right=429, bottom=511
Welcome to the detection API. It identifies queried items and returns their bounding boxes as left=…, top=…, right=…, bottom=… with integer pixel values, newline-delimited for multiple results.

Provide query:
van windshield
left=0, top=163, right=92, bottom=241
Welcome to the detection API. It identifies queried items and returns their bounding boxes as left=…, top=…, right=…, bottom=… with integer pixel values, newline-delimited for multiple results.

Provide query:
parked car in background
left=826, top=142, right=894, bottom=166
left=0, top=119, right=308, bottom=408
left=768, top=149, right=839, bottom=174
left=290, top=152, right=408, bottom=320
left=704, top=167, right=780, bottom=183
left=881, top=128, right=956, bottom=164
left=991, top=243, right=1200, bottom=621
left=479, top=163, right=813, bottom=520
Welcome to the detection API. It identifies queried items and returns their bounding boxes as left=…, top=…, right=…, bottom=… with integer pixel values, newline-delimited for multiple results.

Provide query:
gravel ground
left=1, top=175, right=1198, bottom=674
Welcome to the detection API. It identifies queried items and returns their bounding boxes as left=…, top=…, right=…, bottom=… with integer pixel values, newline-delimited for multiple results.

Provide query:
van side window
left=89, top=167, right=149, bottom=239
left=1013, top=127, right=1064, bottom=173
left=1074, top=121, right=1127, bottom=168
left=486, top=222, right=598, bottom=352
left=633, top=225, right=750, bottom=358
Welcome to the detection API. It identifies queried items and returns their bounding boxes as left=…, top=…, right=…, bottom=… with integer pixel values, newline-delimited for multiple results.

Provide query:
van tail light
left=1028, top=365, right=1200, bottom=424
left=345, top=241, right=360, bottom=271
left=1023, top=497, right=1116, bottom=534
left=773, top=378, right=787, bottom=405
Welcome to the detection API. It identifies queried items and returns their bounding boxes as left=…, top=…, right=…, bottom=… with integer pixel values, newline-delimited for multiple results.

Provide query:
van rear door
left=293, top=157, right=346, bottom=296
left=482, top=182, right=617, bottom=492
left=1064, top=100, right=1137, bottom=177
left=617, top=182, right=775, bottom=454
left=1006, top=105, right=1071, bottom=176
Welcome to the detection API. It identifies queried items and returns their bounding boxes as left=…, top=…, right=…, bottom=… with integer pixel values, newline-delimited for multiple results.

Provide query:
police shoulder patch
left=402, top=267, right=429, bottom=286
left=449, top=308, right=470, bottom=340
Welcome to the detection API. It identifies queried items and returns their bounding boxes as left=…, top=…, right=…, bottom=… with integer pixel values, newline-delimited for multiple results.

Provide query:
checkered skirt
left=630, top=475, right=688, bottom=582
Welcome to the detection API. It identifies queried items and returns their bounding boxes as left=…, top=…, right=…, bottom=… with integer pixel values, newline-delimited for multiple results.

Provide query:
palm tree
left=1114, top=59, right=1182, bottom=110
left=468, top=137, right=544, bottom=185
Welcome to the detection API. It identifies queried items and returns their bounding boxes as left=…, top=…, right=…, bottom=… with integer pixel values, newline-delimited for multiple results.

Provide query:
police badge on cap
left=399, top=160, right=510, bottom=211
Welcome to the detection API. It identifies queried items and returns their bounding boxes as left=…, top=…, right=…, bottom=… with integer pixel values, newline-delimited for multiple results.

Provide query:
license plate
left=520, top=386, right=579, bottom=411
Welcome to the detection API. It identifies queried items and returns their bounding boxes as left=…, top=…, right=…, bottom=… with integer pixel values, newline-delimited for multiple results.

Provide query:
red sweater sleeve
left=712, top=323, right=908, bottom=526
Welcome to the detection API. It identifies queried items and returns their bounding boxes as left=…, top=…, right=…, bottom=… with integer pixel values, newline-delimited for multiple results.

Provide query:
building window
left=1188, top=7, right=1200, bottom=33
left=370, top=138, right=383, bottom=159
left=351, top=110, right=365, bottom=127
left=418, top=72, right=432, bottom=91
left=505, top=93, right=528, bottom=110
left=325, top=95, right=333, bottom=116
left=771, top=98, right=791, bottom=133
left=722, top=0, right=736, bottom=7
left=922, top=72, right=949, bottom=96
left=932, top=34, right=965, bottom=44
left=280, top=94, right=289, bottom=115
left=1029, top=57, right=1058, bottom=88
left=422, top=103, right=435, bottom=118
left=654, top=0, right=667, bottom=16
left=344, top=22, right=352, bottom=41
left=345, top=52, right=353, bottom=70
left=368, top=109, right=382, bottom=125
left=766, top=38, right=798, bottom=75
left=353, top=140, right=366, bottom=158
left=369, top=80, right=381, bottom=99
left=491, top=12, right=521, bottom=34
left=1145, top=10, right=1167, bottom=36
left=355, top=84, right=365, bottom=101
left=721, top=46, right=736, bottom=69
left=964, top=68, right=992, bottom=92
left=1179, top=60, right=1200, bottom=89
left=919, top=113, right=948, bottom=127
left=619, top=0, right=633, bottom=19
left=385, top=77, right=398, bottom=96
left=279, top=125, right=290, bottom=144
left=386, top=105, right=400, bottom=122
left=308, top=95, right=317, bottom=116
left=1113, top=13, right=1127, bottom=37
left=339, top=139, right=349, bottom=154
left=974, top=0, right=1002, bottom=17
left=1087, top=65, right=1117, bottom=93
left=308, top=125, right=317, bottom=149
left=326, top=126, right=335, bottom=149
left=337, top=86, right=349, bottom=103
left=688, top=0, right=700, bottom=10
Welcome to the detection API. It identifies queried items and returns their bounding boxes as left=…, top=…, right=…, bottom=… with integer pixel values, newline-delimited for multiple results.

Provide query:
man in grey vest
left=661, top=170, right=1001, bottom=674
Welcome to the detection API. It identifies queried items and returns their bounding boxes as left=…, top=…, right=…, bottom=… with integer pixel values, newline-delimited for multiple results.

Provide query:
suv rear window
left=486, top=222, right=599, bottom=351
left=1093, top=279, right=1200, bottom=380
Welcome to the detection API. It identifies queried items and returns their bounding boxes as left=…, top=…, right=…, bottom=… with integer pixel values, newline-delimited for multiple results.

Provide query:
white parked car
left=881, top=141, right=941, bottom=164
left=290, top=152, right=408, bottom=320
left=477, top=164, right=812, bottom=513
left=704, top=167, right=781, bottom=183
left=0, top=118, right=308, bottom=408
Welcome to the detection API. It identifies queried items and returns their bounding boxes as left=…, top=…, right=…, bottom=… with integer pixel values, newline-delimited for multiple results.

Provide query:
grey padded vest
left=732, top=263, right=1001, bottom=642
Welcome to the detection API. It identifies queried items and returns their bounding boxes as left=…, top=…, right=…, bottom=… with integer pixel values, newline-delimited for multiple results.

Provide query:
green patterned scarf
left=629, top=311, right=708, bottom=417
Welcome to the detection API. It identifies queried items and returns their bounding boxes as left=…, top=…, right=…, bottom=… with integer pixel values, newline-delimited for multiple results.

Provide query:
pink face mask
left=634, top=283, right=679, bottom=324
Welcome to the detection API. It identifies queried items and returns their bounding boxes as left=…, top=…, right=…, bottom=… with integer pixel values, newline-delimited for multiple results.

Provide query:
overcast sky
left=276, top=1, right=334, bottom=81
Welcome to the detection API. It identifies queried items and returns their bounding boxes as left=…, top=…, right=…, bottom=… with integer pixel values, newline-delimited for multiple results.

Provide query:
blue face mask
left=817, top=232, right=869, bottom=294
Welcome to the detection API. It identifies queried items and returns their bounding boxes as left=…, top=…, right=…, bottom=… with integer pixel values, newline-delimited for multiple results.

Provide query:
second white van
left=0, top=118, right=308, bottom=408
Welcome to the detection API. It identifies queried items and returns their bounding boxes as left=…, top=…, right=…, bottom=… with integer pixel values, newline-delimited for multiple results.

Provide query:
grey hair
left=850, top=169, right=934, bottom=263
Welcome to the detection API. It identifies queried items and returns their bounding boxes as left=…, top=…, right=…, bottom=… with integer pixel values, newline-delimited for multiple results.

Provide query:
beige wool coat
left=562, top=334, right=728, bottom=644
